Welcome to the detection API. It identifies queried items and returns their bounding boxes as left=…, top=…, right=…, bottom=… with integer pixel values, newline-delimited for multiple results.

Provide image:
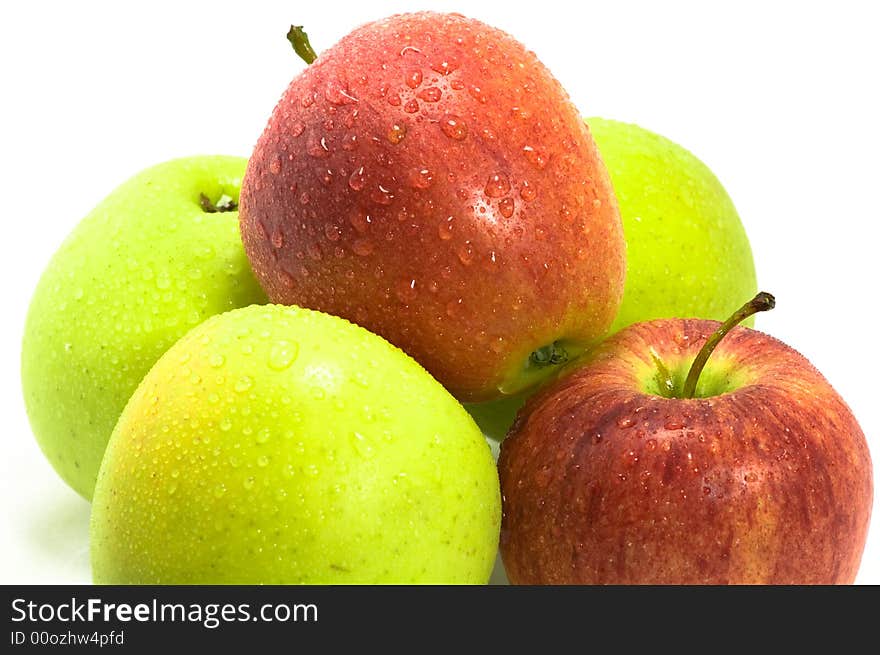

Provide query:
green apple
left=90, top=304, right=501, bottom=584
left=467, top=119, right=759, bottom=442
left=21, top=156, right=267, bottom=500
left=587, top=117, right=758, bottom=333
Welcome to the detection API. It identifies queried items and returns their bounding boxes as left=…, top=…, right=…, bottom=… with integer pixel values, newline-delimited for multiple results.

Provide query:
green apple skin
left=90, top=304, right=501, bottom=584
left=586, top=117, right=757, bottom=333
left=21, top=156, right=267, bottom=500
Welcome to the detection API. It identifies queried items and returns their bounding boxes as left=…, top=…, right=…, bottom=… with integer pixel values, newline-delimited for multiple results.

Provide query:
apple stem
left=681, top=292, right=776, bottom=399
left=288, top=25, right=317, bottom=64
left=199, top=193, right=237, bottom=213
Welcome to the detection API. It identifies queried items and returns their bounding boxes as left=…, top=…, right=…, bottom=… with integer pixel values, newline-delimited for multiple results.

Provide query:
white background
left=1, top=0, right=878, bottom=584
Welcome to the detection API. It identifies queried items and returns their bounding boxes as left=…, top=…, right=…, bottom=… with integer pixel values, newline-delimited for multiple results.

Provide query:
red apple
left=498, top=294, right=873, bottom=584
left=239, top=12, right=626, bottom=402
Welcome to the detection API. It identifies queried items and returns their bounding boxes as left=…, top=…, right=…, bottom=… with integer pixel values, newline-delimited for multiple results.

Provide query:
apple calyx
left=287, top=25, right=317, bottom=65
left=199, top=193, right=238, bottom=213
left=681, top=291, right=776, bottom=398
left=529, top=341, right=569, bottom=368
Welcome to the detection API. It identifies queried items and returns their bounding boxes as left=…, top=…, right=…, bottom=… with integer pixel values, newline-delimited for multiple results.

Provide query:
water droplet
left=270, top=229, right=284, bottom=249
left=403, top=99, right=419, bottom=113
left=664, top=419, right=685, bottom=430
left=268, top=341, right=298, bottom=371
left=269, top=156, right=282, bottom=175
left=352, top=239, right=375, bottom=256
left=156, top=272, right=171, bottom=289
left=324, top=224, right=341, bottom=241
left=593, top=198, right=603, bottom=209
left=409, top=168, right=433, bottom=189
left=257, top=455, right=270, bottom=467
left=520, top=181, right=537, bottom=202
left=617, top=416, right=635, bottom=429
left=523, top=145, right=548, bottom=169
left=213, top=484, right=227, bottom=498
left=405, top=69, right=423, bottom=88
left=349, top=210, right=371, bottom=234
left=484, top=173, right=511, bottom=198
left=386, top=122, right=407, bottom=144
left=234, top=376, right=253, bottom=393
left=438, top=216, right=454, bottom=240
left=350, top=431, right=375, bottom=458
left=368, top=184, right=393, bottom=206
left=348, top=166, right=366, bottom=191
left=441, top=115, right=468, bottom=140
left=417, top=87, right=442, bottom=102
left=321, top=169, right=334, bottom=186
left=324, top=79, right=358, bottom=105
left=431, top=58, right=458, bottom=75
left=299, top=191, right=311, bottom=205
left=446, top=298, right=463, bottom=317
left=219, top=417, right=232, bottom=432
left=467, top=85, right=487, bottom=103
left=498, top=197, right=515, bottom=218
left=387, top=93, right=401, bottom=106
left=307, top=242, right=323, bottom=261
left=395, top=278, right=417, bottom=303
left=457, top=242, right=475, bottom=265
left=290, top=122, right=305, bottom=137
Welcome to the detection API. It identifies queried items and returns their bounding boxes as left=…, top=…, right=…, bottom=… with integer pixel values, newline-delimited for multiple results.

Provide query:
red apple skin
left=239, top=12, right=625, bottom=402
left=498, top=319, right=873, bottom=584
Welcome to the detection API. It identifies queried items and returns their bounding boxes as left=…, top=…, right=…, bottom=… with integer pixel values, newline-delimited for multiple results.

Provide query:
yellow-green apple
left=90, top=304, right=501, bottom=584
left=587, top=117, right=757, bottom=333
left=239, top=12, right=626, bottom=403
left=498, top=294, right=873, bottom=584
left=21, top=156, right=266, bottom=500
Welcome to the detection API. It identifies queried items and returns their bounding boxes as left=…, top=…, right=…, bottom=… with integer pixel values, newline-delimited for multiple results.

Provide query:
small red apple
left=239, top=12, right=626, bottom=402
left=499, top=294, right=873, bottom=584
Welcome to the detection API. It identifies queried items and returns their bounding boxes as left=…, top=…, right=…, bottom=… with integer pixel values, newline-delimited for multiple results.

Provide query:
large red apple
left=239, top=12, right=626, bottom=402
left=498, top=295, right=873, bottom=584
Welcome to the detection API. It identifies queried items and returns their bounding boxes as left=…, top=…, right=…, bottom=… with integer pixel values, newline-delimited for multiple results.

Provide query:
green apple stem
left=288, top=25, right=317, bottom=64
left=681, top=292, right=775, bottom=399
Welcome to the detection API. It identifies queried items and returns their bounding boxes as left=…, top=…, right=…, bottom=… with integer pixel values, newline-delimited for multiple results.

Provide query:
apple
left=21, top=156, right=267, bottom=500
left=239, top=12, right=626, bottom=403
left=587, top=117, right=757, bottom=333
left=467, top=117, right=759, bottom=441
left=498, top=294, right=873, bottom=584
left=90, top=304, right=501, bottom=584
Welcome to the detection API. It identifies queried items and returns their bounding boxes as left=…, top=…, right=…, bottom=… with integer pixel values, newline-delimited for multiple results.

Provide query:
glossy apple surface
left=587, top=117, right=757, bottom=333
left=240, top=12, right=626, bottom=403
left=498, top=318, right=872, bottom=584
left=21, top=156, right=266, bottom=499
left=90, top=304, right=501, bottom=584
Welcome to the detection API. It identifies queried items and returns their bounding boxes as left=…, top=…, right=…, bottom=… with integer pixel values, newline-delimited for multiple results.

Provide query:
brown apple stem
left=682, top=292, right=776, bottom=399
left=199, top=193, right=238, bottom=213
left=287, top=25, right=317, bottom=64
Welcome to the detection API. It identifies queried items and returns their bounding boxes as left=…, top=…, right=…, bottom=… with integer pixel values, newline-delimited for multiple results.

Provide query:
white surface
left=1, top=0, right=878, bottom=584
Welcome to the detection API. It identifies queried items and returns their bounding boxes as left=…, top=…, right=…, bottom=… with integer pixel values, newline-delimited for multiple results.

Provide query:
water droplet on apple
left=257, top=455, right=269, bottom=467
left=352, top=239, right=375, bottom=257
left=664, top=418, right=685, bottom=430
left=386, top=122, right=407, bottom=144
left=403, top=99, right=420, bottom=113
left=522, top=145, right=548, bottom=169
left=387, top=93, right=401, bottom=106
left=324, top=224, right=341, bottom=241
left=395, top=278, right=417, bottom=303
left=498, top=197, right=515, bottom=218
left=519, top=181, right=537, bottom=202
left=270, top=229, right=284, bottom=249
left=484, top=173, right=511, bottom=198
left=457, top=241, right=475, bottom=265
left=467, top=85, right=487, bottom=103
left=370, top=184, right=394, bottom=205
left=438, top=216, right=454, bottom=240
left=290, top=122, right=305, bottom=137
left=445, top=298, right=463, bottom=318
left=350, top=431, right=375, bottom=458
left=269, top=156, right=282, bottom=175
left=441, top=115, right=468, bottom=140
left=409, top=168, right=434, bottom=189
left=617, top=416, right=635, bottom=429
left=268, top=341, right=298, bottom=371
left=405, top=69, right=423, bottom=88
left=348, top=166, right=366, bottom=191
left=234, top=376, right=253, bottom=393
left=417, top=87, right=442, bottom=102
left=219, top=417, right=232, bottom=432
